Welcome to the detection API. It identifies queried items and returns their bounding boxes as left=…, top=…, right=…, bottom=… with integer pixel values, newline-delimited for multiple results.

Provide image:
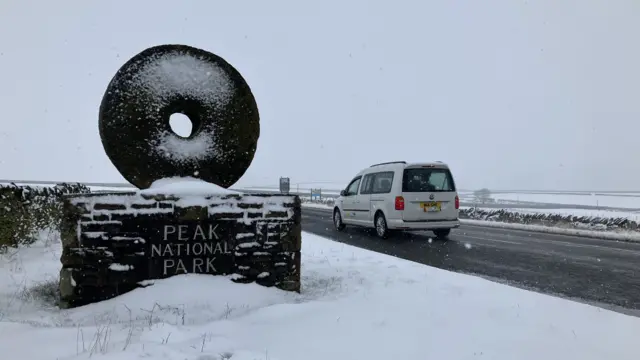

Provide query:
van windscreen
left=402, top=168, right=456, bottom=192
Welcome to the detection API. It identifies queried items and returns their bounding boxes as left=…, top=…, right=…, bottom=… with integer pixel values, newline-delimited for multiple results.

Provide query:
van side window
left=346, top=176, right=362, bottom=196
left=371, top=172, right=394, bottom=194
left=360, top=174, right=374, bottom=194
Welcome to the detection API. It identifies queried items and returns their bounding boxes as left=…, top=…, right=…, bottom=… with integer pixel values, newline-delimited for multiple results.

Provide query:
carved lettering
left=154, top=223, right=231, bottom=276
left=163, top=259, right=175, bottom=274
left=206, top=257, right=217, bottom=272
left=192, top=242, right=203, bottom=255
left=175, top=259, right=187, bottom=274
left=151, top=243, right=231, bottom=257
left=162, top=257, right=218, bottom=275
left=162, top=224, right=222, bottom=241
left=193, top=258, right=204, bottom=272
left=161, top=245, right=174, bottom=256
left=194, top=225, right=206, bottom=240
left=209, top=224, right=219, bottom=240
left=151, top=244, right=162, bottom=257
left=178, top=225, right=188, bottom=240
left=163, top=225, right=176, bottom=240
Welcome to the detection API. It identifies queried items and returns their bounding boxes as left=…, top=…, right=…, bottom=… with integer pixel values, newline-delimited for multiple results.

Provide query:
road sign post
left=310, top=188, right=322, bottom=201
left=279, top=177, right=290, bottom=194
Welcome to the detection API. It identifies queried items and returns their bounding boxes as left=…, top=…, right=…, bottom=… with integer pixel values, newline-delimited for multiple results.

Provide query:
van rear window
left=402, top=168, right=456, bottom=192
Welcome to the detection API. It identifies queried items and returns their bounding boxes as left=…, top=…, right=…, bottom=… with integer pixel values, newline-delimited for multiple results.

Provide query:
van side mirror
left=340, top=190, right=347, bottom=196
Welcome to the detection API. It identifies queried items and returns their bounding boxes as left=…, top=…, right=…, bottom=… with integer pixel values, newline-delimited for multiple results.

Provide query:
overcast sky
left=0, top=0, right=638, bottom=191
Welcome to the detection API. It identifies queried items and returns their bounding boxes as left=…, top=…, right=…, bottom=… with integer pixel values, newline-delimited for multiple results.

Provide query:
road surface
left=302, top=206, right=640, bottom=314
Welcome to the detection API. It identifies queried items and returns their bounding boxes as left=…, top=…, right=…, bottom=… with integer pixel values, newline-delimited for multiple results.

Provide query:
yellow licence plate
left=421, top=201, right=441, bottom=212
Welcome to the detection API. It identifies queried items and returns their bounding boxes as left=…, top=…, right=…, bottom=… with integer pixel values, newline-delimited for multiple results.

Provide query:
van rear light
left=395, top=196, right=405, bottom=211
left=455, top=195, right=460, bottom=209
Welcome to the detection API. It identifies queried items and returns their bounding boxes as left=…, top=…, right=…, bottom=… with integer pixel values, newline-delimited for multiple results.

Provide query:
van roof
left=368, top=161, right=449, bottom=169
left=369, top=161, right=406, bottom=168
left=406, top=162, right=450, bottom=169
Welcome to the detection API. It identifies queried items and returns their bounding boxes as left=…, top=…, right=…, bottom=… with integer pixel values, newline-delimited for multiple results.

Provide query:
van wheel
left=333, top=209, right=345, bottom=231
left=433, top=229, right=451, bottom=240
left=375, top=212, right=390, bottom=239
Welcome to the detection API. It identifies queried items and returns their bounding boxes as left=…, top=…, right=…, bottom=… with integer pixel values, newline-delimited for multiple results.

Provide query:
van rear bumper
left=387, top=219, right=460, bottom=231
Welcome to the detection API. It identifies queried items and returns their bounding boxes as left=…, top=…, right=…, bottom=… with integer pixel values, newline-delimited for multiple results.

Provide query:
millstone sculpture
left=99, top=44, right=260, bottom=189
left=58, top=45, right=301, bottom=309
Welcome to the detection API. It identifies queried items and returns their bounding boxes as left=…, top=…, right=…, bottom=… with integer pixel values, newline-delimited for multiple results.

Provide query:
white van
left=333, top=161, right=460, bottom=239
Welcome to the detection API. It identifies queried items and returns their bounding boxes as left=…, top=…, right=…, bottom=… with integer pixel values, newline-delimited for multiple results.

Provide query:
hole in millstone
left=169, top=113, right=193, bottom=138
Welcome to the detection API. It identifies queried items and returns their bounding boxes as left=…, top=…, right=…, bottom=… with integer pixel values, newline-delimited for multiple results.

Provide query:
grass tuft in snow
left=19, top=278, right=59, bottom=306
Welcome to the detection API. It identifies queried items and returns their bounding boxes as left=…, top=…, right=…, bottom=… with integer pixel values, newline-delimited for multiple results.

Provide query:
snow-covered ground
left=491, top=192, right=640, bottom=209
left=1, top=231, right=639, bottom=359
left=299, top=202, right=335, bottom=210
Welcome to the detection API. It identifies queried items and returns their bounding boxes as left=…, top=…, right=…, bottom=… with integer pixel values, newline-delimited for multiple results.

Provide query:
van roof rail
left=370, top=161, right=406, bottom=168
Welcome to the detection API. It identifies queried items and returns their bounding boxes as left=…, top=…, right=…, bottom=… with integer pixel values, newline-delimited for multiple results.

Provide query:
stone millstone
left=99, top=44, right=260, bottom=189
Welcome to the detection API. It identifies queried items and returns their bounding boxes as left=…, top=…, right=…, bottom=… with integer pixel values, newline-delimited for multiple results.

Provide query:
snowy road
left=302, top=207, right=640, bottom=313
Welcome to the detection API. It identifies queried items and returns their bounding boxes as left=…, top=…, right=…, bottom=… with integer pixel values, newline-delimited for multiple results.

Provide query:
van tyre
left=433, top=229, right=451, bottom=240
left=333, top=209, right=345, bottom=231
left=375, top=212, right=390, bottom=239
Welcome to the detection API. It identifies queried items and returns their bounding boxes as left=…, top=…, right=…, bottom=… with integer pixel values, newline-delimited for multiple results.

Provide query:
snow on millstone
left=136, top=52, right=234, bottom=164
left=121, top=51, right=236, bottom=165
left=130, top=51, right=234, bottom=110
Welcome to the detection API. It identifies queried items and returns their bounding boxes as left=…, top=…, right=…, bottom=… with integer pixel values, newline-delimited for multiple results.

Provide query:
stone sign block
left=58, top=44, right=302, bottom=308
left=59, top=192, right=301, bottom=308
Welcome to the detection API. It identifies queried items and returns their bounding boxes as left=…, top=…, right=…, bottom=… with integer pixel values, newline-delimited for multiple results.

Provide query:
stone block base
left=59, top=191, right=301, bottom=308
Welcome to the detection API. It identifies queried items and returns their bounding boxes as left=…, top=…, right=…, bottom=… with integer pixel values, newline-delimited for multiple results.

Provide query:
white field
left=1, top=231, right=639, bottom=359
left=490, top=192, right=640, bottom=209
left=253, top=188, right=640, bottom=211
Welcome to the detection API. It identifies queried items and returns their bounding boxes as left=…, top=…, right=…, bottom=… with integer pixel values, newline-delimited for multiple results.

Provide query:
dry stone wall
left=59, top=192, right=301, bottom=308
left=459, top=207, right=639, bottom=232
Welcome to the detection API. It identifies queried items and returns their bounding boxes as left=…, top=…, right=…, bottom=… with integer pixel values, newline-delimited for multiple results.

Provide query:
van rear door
left=400, top=165, right=458, bottom=222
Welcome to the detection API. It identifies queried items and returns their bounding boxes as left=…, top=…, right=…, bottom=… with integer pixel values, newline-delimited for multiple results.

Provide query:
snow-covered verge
left=491, top=192, right=640, bottom=209
left=300, top=197, right=336, bottom=208
left=1, top=231, right=639, bottom=359
left=300, top=199, right=640, bottom=241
